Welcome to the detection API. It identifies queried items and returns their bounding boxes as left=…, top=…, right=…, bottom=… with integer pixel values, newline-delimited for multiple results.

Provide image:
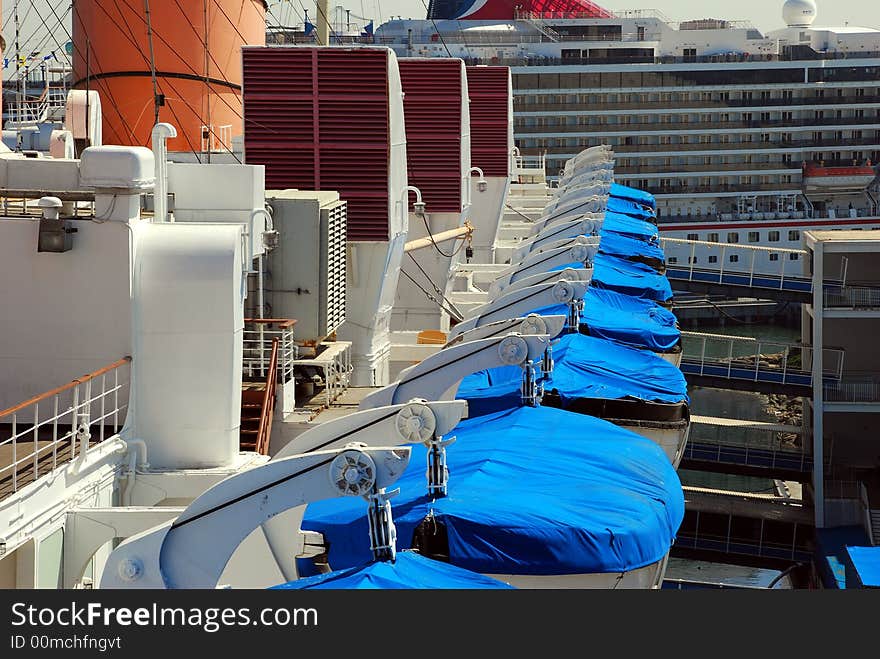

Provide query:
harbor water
left=665, top=320, right=803, bottom=589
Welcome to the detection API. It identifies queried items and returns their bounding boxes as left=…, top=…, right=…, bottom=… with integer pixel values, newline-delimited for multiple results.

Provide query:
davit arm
left=455, top=278, right=588, bottom=334
left=99, top=445, right=412, bottom=589
left=358, top=333, right=552, bottom=409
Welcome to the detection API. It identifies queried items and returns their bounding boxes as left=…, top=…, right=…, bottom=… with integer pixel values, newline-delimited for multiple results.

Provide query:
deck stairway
left=239, top=338, right=278, bottom=455
left=870, top=509, right=880, bottom=546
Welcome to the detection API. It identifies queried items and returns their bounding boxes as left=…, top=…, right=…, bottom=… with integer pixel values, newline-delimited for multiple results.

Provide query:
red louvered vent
left=242, top=47, right=391, bottom=241
left=398, top=59, right=464, bottom=214
left=466, top=66, right=511, bottom=178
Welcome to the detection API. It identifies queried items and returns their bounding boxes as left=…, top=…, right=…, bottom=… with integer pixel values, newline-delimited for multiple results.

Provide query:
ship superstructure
left=375, top=0, right=880, bottom=274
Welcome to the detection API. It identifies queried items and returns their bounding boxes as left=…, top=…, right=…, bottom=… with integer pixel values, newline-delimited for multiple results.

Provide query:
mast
left=317, top=0, right=330, bottom=45
left=13, top=0, right=21, bottom=142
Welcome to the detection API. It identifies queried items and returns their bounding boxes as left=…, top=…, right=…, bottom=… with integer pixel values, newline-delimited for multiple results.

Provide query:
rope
left=417, top=212, right=468, bottom=259
left=419, top=0, right=452, bottom=57
left=674, top=297, right=792, bottom=325
left=405, top=252, right=465, bottom=322
left=504, top=203, right=538, bottom=223
left=400, top=268, right=464, bottom=323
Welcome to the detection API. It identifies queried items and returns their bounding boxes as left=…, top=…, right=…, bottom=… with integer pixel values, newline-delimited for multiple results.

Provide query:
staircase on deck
left=240, top=319, right=294, bottom=455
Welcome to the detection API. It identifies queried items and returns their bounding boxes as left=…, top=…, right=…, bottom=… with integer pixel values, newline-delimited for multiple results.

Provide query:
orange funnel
left=72, top=0, right=266, bottom=153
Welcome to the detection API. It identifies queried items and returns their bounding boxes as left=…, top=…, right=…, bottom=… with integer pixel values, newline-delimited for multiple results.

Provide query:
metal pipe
left=119, top=439, right=149, bottom=506
left=257, top=253, right=264, bottom=320
left=151, top=123, right=177, bottom=222
left=404, top=225, right=471, bottom=252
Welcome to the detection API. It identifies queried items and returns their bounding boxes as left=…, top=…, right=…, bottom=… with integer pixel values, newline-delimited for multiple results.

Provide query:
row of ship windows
left=519, top=130, right=880, bottom=149
left=668, top=253, right=800, bottom=264
left=686, top=230, right=801, bottom=243
left=514, top=87, right=874, bottom=105
left=516, top=109, right=880, bottom=127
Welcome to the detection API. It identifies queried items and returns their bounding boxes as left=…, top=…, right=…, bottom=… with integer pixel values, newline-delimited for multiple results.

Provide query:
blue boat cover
left=598, top=230, right=666, bottom=265
left=534, top=286, right=680, bottom=352
left=610, top=182, right=656, bottom=210
left=602, top=211, right=659, bottom=242
left=845, top=546, right=880, bottom=587
left=300, top=406, right=684, bottom=576
left=457, top=332, right=688, bottom=417
left=272, top=551, right=515, bottom=589
left=606, top=196, right=656, bottom=221
left=592, top=253, right=674, bottom=303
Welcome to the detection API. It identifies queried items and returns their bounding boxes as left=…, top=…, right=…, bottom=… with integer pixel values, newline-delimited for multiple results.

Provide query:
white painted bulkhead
left=337, top=49, right=409, bottom=387
left=393, top=58, right=472, bottom=334
left=125, top=222, right=245, bottom=470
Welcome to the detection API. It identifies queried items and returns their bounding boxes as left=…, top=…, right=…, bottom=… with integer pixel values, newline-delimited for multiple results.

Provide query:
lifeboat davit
left=802, top=161, right=877, bottom=193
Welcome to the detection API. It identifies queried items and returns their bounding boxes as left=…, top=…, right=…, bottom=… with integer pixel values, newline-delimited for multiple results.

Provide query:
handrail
left=243, top=318, right=297, bottom=329
left=255, top=338, right=279, bottom=456
left=0, top=357, right=132, bottom=419
left=1, top=358, right=131, bottom=498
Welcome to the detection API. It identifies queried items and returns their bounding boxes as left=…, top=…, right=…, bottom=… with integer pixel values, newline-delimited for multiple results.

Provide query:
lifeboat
left=298, top=405, right=684, bottom=589
left=802, top=161, right=877, bottom=193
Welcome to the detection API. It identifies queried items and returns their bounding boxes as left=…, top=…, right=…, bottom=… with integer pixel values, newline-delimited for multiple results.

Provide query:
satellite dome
left=782, top=0, right=817, bottom=27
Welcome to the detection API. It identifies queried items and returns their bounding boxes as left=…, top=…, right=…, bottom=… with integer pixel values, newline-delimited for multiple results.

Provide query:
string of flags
left=3, top=52, right=60, bottom=68
left=2, top=41, right=73, bottom=69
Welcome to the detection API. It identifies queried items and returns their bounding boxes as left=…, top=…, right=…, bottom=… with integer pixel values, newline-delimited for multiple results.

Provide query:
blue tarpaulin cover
left=611, top=182, right=656, bottom=210
left=592, top=253, right=674, bottom=303
left=602, top=211, right=659, bottom=242
left=271, top=551, right=515, bottom=589
left=598, top=231, right=666, bottom=265
left=606, top=196, right=656, bottom=221
left=457, top=332, right=688, bottom=417
left=533, top=286, right=680, bottom=353
left=300, top=406, right=684, bottom=576
left=846, top=546, right=880, bottom=587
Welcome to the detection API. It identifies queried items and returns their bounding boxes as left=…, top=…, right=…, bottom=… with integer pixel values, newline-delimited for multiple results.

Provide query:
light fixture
left=37, top=196, right=76, bottom=253
left=406, top=185, right=426, bottom=214
left=469, top=166, right=487, bottom=192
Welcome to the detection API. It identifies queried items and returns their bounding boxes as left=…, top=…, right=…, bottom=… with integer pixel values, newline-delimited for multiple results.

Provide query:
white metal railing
left=243, top=319, right=297, bottom=384
left=680, top=330, right=844, bottom=383
left=4, top=88, right=67, bottom=126
left=0, top=358, right=131, bottom=499
left=293, top=341, right=353, bottom=407
left=661, top=237, right=810, bottom=290
left=515, top=154, right=546, bottom=172
left=824, top=376, right=880, bottom=403
left=200, top=123, right=234, bottom=152
left=685, top=438, right=811, bottom=473
left=824, top=285, right=880, bottom=309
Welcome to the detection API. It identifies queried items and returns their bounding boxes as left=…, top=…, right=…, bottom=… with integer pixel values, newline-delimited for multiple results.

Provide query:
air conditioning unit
left=265, top=190, right=347, bottom=344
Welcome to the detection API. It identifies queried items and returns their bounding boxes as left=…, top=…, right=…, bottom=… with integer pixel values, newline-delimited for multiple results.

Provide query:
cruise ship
left=0, top=1, right=689, bottom=590
left=372, top=0, right=880, bottom=274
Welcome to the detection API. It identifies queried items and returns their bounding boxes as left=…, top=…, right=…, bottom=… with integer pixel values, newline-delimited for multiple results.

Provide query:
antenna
left=85, top=43, right=90, bottom=150
left=143, top=0, right=161, bottom=128
left=203, top=0, right=211, bottom=162
left=13, top=0, right=22, bottom=147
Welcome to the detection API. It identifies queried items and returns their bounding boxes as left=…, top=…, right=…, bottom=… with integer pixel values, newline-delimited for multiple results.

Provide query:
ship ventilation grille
left=322, top=200, right=347, bottom=336
left=264, top=192, right=347, bottom=344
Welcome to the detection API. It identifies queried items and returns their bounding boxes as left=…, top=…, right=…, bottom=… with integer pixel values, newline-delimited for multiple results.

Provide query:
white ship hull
left=488, top=554, right=669, bottom=589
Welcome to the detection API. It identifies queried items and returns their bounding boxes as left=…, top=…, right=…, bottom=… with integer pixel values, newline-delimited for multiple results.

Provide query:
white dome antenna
left=783, top=0, right=817, bottom=27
